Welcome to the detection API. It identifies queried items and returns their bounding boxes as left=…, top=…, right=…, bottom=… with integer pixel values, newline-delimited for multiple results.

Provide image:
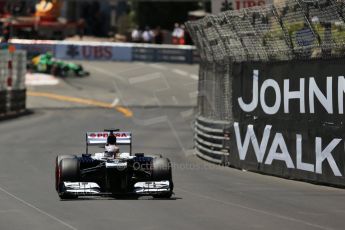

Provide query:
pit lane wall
left=187, top=0, right=345, bottom=186
left=9, top=39, right=198, bottom=64
left=0, top=50, right=27, bottom=118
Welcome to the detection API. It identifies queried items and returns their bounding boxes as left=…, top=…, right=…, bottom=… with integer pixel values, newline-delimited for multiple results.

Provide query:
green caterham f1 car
left=31, top=52, right=89, bottom=77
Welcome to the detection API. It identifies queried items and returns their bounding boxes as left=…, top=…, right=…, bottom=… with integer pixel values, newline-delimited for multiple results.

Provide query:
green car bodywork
left=31, top=53, right=89, bottom=77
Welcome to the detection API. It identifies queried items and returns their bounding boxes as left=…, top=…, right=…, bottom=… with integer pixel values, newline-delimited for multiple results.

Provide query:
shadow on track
left=59, top=196, right=182, bottom=201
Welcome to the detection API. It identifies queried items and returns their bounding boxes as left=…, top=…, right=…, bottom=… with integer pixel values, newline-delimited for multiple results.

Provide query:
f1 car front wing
left=62, top=181, right=171, bottom=196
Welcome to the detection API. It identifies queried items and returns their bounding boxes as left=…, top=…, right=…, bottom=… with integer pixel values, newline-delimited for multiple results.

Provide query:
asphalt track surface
left=1, top=61, right=345, bottom=230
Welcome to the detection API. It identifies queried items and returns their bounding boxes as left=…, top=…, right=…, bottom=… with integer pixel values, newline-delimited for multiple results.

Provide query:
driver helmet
left=105, top=144, right=119, bottom=153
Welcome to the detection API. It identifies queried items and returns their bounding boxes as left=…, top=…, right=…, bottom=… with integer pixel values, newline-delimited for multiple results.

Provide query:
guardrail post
left=220, top=126, right=231, bottom=166
left=222, top=127, right=231, bottom=152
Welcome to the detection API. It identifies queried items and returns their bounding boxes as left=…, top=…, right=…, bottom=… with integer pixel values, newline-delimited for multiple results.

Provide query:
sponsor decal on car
left=88, top=132, right=129, bottom=138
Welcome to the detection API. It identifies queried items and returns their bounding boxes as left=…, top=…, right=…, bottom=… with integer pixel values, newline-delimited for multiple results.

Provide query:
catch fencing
left=186, top=0, right=345, bottom=186
left=0, top=49, right=27, bottom=118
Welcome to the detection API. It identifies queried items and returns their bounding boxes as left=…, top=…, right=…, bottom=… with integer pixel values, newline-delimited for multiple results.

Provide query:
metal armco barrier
left=187, top=0, right=345, bottom=187
left=194, top=116, right=229, bottom=164
left=132, top=46, right=194, bottom=63
left=0, top=49, right=27, bottom=118
left=9, top=39, right=198, bottom=64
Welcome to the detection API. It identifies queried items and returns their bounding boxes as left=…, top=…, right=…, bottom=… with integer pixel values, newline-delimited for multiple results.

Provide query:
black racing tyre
left=55, top=155, right=76, bottom=191
left=50, top=65, right=59, bottom=76
left=60, top=158, right=80, bottom=182
left=58, top=188, right=78, bottom=200
left=57, top=158, right=80, bottom=200
left=151, top=158, right=173, bottom=199
left=60, top=66, right=69, bottom=77
left=56, top=155, right=76, bottom=168
left=151, top=158, right=172, bottom=181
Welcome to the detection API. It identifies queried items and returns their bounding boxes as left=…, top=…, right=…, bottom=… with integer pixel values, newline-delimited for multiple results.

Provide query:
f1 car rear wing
left=86, top=131, right=132, bottom=154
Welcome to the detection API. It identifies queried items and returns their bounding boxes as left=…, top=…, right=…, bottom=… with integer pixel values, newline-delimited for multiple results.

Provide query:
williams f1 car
left=55, top=130, right=173, bottom=199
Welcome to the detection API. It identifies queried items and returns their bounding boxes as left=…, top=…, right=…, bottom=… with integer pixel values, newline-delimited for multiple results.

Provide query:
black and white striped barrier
left=0, top=49, right=27, bottom=118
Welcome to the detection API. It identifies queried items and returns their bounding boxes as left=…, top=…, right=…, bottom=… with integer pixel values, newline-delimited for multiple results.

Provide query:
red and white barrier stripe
left=7, top=45, right=16, bottom=89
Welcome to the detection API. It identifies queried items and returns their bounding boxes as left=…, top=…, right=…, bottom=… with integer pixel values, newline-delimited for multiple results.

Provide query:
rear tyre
left=50, top=65, right=59, bottom=76
left=60, top=67, right=69, bottom=77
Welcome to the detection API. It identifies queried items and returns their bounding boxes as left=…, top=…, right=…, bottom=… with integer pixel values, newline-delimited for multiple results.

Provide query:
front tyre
left=59, top=158, right=80, bottom=182
left=151, top=158, right=173, bottom=199
left=58, top=182, right=78, bottom=200
left=55, top=155, right=76, bottom=191
left=56, top=157, right=80, bottom=199
left=151, top=158, right=172, bottom=181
